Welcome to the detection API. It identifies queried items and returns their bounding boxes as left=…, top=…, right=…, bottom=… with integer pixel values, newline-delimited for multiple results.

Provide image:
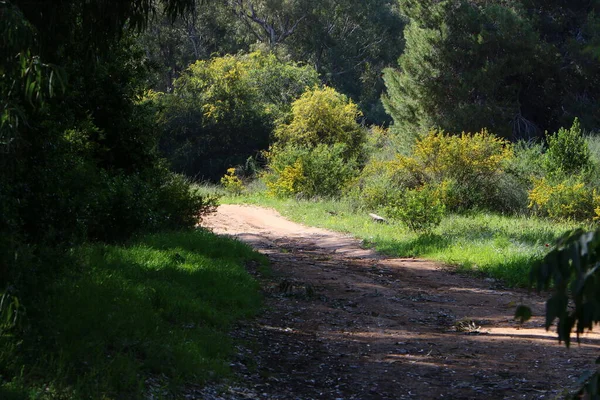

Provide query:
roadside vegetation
left=3, top=0, right=600, bottom=398
left=203, top=115, right=598, bottom=289
left=201, top=191, right=582, bottom=288
left=0, top=230, right=266, bottom=399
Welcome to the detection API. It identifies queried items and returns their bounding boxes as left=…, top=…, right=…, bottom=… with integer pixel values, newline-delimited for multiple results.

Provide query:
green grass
left=212, top=189, right=585, bottom=287
left=1, top=229, right=266, bottom=399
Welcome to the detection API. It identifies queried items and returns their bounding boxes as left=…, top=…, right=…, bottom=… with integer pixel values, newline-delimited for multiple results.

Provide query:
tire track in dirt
left=196, top=204, right=599, bottom=400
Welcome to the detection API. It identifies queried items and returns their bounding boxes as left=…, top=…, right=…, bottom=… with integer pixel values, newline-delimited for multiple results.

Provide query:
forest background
left=2, top=0, right=600, bottom=397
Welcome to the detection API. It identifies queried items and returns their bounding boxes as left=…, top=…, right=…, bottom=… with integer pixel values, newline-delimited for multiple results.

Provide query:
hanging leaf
left=530, top=229, right=600, bottom=346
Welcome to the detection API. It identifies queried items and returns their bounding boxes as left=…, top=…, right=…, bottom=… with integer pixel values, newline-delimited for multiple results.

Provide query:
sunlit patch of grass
left=221, top=190, right=585, bottom=287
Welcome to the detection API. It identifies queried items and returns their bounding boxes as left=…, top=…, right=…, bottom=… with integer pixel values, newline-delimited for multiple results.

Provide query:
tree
left=157, top=51, right=319, bottom=180
left=272, top=0, right=406, bottom=124
left=1, top=0, right=208, bottom=282
left=263, top=86, right=366, bottom=198
left=274, top=86, right=365, bottom=159
left=139, top=1, right=248, bottom=91
left=384, top=0, right=600, bottom=140
left=139, top=0, right=406, bottom=124
left=521, top=1, right=600, bottom=130
left=383, top=0, right=550, bottom=140
left=226, top=0, right=309, bottom=47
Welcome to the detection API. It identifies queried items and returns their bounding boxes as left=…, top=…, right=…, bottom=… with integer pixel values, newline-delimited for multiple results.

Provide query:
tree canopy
left=383, top=0, right=600, bottom=140
left=138, top=0, right=405, bottom=124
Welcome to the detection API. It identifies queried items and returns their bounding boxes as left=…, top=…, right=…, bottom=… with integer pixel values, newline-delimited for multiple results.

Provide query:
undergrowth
left=0, top=230, right=266, bottom=399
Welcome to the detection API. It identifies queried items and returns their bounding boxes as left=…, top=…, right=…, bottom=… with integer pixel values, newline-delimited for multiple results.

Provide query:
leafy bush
left=363, top=125, right=413, bottom=161
left=347, top=129, right=521, bottom=213
left=221, top=168, right=245, bottom=196
left=523, top=120, right=600, bottom=222
left=265, top=159, right=306, bottom=198
left=586, top=134, right=600, bottom=165
left=274, top=86, right=366, bottom=161
left=543, top=118, right=592, bottom=177
left=86, top=168, right=216, bottom=242
left=389, top=130, right=515, bottom=212
left=264, top=86, right=366, bottom=199
left=384, top=184, right=447, bottom=232
left=506, top=140, right=546, bottom=183
left=245, top=52, right=320, bottom=120
left=264, top=144, right=359, bottom=198
left=157, top=51, right=319, bottom=181
left=345, top=160, right=397, bottom=211
left=528, top=176, right=600, bottom=221
left=519, top=228, right=600, bottom=397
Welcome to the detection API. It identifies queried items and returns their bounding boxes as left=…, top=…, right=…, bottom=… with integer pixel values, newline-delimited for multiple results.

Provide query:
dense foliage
left=528, top=119, right=600, bottom=221
left=274, top=86, right=365, bottom=158
left=263, top=86, right=365, bottom=198
left=139, top=0, right=406, bottom=124
left=383, top=0, right=600, bottom=140
left=4, top=0, right=600, bottom=396
left=1, top=0, right=218, bottom=395
left=347, top=129, right=518, bottom=225
left=156, top=51, right=319, bottom=180
left=518, top=227, right=600, bottom=396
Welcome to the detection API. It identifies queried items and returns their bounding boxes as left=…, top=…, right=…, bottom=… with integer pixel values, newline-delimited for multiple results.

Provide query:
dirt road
left=198, top=204, right=599, bottom=399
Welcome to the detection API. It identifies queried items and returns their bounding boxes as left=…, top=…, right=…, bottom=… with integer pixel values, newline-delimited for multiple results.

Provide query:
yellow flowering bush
left=265, top=159, right=306, bottom=198
left=264, top=86, right=364, bottom=199
left=385, top=183, right=447, bottom=232
left=346, top=129, right=517, bottom=213
left=392, top=129, right=514, bottom=211
left=528, top=176, right=600, bottom=221
left=407, top=129, right=513, bottom=183
left=220, top=168, right=244, bottom=195
left=274, top=86, right=366, bottom=159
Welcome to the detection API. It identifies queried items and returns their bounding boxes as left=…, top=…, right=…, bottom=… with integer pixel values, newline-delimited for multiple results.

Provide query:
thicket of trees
left=139, top=0, right=406, bottom=124
left=1, top=0, right=208, bottom=355
left=155, top=52, right=319, bottom=180
left=383, top=0, right=600, bottom=140
left=4, top=0, right=597, bottom=282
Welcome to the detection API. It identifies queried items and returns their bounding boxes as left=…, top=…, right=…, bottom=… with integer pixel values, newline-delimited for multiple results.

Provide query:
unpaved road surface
left=198, top=204, right=600, bottom=400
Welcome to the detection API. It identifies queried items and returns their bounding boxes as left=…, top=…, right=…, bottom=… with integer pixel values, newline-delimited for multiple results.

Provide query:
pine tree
left=383, top=1, right=551, bottom=140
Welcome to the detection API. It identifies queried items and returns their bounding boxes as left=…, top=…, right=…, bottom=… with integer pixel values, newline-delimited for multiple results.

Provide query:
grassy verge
left=1, top=229, right=266, bottom=399
left=208, top=188, right=585, bottom=287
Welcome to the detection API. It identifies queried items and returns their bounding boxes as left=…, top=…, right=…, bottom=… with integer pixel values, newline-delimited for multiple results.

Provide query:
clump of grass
left=1, top=229, right=266, bottom=399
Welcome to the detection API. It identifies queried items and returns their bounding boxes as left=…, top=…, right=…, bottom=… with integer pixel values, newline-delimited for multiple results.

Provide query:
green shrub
left=586, top=134, right=600, bottom=165
left=87, top=168, right=216, bottom=242
left=347, top=129, right=523, bottom=213
left=301, top=144, right=359, bottom=197
left=384, top=184, right=447, bottom=232
left=220, top=168, right=245, bottom=196
left=380, top=130, right=515, bottom=212
left=506, top=140, right=545, bottom=183
left=264, top=144, right=359, bottom=198
left=274, top=86, right=366, bottom=160
left=363, top=125, right=413, bottom=161
left=345, top=159, right=401, bottom=211
left=544, top=118, right=591, bottom=177
left=521, top=120, right=600, bottom=222
left=528, top=176, right=600, bottom=221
